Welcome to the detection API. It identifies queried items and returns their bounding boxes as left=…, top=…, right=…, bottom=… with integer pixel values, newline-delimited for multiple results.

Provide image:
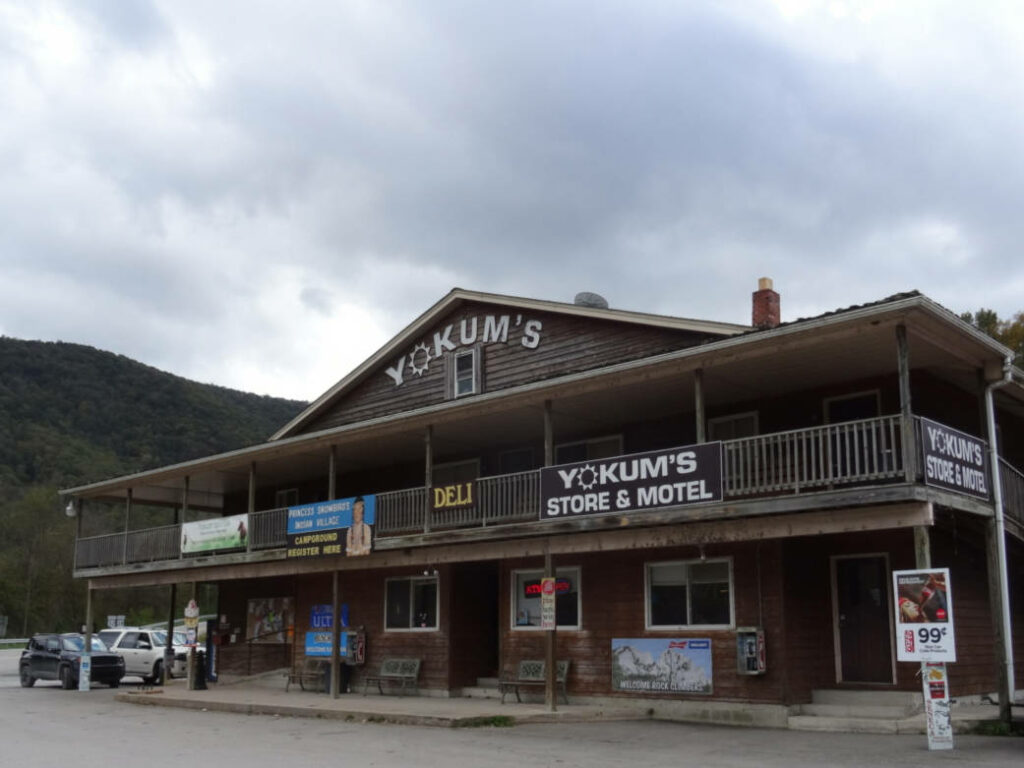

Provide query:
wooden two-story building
left=65, top=282, right=1024, bottom=725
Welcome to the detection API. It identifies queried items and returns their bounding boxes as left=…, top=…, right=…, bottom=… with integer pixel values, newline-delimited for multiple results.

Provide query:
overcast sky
left=2, top=1, right=1023, bottom=401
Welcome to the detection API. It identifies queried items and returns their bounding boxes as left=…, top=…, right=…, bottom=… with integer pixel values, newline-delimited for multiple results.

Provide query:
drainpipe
left=984, top=356, right=1015, bottom=724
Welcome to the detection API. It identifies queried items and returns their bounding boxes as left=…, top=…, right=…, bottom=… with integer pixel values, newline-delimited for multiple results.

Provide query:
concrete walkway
left=115, top=672, right=647, bottom=727
left=114, top=670, right=1016, bottom=734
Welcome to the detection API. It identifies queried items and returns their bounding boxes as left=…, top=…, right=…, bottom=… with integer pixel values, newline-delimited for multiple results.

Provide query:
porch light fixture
left=64, top=500, right=77, bottom=518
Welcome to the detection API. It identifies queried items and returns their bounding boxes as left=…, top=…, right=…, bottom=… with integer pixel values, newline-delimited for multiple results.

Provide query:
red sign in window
left=523, top=578, right=571, bottom=598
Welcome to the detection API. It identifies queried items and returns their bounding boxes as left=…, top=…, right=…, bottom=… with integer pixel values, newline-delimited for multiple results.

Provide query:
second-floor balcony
left=73, top=414, right=1024, bottom=573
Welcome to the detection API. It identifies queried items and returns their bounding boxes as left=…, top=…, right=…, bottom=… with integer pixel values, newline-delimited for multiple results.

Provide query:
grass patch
left=454, top=715, right=516, bottom=728
left=972, top=720, right=1024, bottom=737
left=0, top=641, right=25, bottom=650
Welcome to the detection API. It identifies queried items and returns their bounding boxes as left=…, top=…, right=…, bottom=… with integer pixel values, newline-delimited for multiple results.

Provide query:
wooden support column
left=896, top=325, right=917, bottom=483
left=83, top=583, right=93, bottom=691
left=694, top=368, right=706, bottom=444
left=544, top=543, right=557, bottom=712
left=73, top=499, right=82, bottom=572
left=247, top=464, right=256, bottom=515
left=328, top=446, right=337, bottom=499
left=424, top=426, right=433, bottom=533
left=544, top=400, right=554, bottom=467
left=164, top=583, right=177, bottom=684
left=182, top=476, right=191, bottom=525
left=331, top=570, right=341, bottom=698
left=914, top=526, right=930, bottom=569
left=122, top=489, right=133, bottom=565
left=188, top=581, right=198, bottom=690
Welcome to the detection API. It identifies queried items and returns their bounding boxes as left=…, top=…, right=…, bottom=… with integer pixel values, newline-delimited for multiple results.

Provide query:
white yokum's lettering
left=385, top=313, right=545, bottom=387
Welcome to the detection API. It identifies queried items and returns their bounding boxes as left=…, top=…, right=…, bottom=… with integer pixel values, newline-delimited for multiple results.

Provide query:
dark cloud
left=1, top=1, right=1023, bottom=397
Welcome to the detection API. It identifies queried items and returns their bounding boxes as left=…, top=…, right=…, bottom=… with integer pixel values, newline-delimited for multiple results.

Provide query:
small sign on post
left=922, top=662, right=954, bottom=750
left=893, top=568, right=956, bottom=750
left=540, top=577, right=556, bottom=631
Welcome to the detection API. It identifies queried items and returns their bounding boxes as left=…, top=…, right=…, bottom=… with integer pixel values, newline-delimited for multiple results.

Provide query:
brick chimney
left=752, top=277, right=780, bottom=329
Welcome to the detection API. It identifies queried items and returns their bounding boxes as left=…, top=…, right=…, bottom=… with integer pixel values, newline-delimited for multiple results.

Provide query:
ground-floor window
left=512, top=567, right=580, bottom=629
left=385, top=576, right=439, bottom=630
left=646, top=559, right=733, bottom=628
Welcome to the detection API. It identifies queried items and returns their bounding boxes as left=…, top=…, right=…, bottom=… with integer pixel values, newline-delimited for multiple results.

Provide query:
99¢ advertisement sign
left=893, top=568, right=956, bottom=662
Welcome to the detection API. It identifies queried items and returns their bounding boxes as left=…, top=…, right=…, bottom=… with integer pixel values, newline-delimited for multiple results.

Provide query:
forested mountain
left=0, top=336, right=307, bottom=637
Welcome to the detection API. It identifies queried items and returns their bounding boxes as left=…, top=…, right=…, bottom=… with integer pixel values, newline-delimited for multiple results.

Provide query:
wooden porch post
left=182, top=476, right=191, bottom=525
left=544, top=543, right=557, bottom=712
left=424, top=426, right=433, bottom=533
left=122, top=489, right=132, bottom=565
left=83, top=583, right=93, bottom=691
left=694, top=368, right=706, bottom=444
left=896, top=325, right=916, bottom=483
left=331, top=570, right=341, bottom=698
left=164, top=583, right=177, bottom=684
left=248, top=463, right=256, bottom=515
left=544, top=400, right=554, bottom=467
left=543, top=399, right=556, bottom=711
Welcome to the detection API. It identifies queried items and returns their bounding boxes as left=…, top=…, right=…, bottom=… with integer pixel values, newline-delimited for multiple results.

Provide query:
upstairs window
left=448, top=347, right=482, bottom=399
left=275, top=488, right=299, bottom=508
left=555, top=435, right=622, bottom=465
left=708, top=412, right=759, bottom=441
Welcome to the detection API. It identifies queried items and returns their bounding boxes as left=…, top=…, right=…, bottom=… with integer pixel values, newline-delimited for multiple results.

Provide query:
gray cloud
left=2, top=1, right=1023, bottom=398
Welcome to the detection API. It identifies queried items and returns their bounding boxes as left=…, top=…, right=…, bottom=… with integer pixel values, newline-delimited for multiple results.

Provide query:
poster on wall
left=181, top=513, right=249, bottom=554
left=893, top=568, right=956, bottom=662
left=305, top=631, right=347, bottom=657
left=286, top=495, right=375, bottom=558
left=540, top=443, right=722, bottom=521
left=611, top=638, right=713, bottom=694
left=246, top=597, right=294, bottom=643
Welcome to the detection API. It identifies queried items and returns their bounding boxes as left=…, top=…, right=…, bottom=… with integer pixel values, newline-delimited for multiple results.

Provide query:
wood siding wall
left=301, top=303, right=714, bottom=434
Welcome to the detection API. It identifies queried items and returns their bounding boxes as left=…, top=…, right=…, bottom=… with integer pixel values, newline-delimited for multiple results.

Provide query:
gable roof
left=270, top=288, right=751, bottom=440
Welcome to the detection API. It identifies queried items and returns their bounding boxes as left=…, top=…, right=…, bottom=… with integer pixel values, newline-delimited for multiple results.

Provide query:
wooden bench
left=286, top=657, right=328, bottom=692
left=499, top=660, right=570, bottom=704
left=361, top=658, right=421, bottom=696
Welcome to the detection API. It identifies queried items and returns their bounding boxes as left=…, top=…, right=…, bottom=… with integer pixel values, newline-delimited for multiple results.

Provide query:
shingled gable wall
left=296, top=300, right=724, bottom=435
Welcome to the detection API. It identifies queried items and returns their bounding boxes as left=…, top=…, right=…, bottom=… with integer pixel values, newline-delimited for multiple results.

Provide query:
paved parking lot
left=2, top=649, right=1021, bottom=767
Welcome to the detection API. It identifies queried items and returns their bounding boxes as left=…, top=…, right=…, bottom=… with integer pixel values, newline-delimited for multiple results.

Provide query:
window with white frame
left=554, top=435, right=622, bottom=465
left=708, top=411, right=758, bottom=441
left=385, top=576, right=439, bottom=630
left=646, top=559, right=733, bottom=628
left=512, top=567, right=580, bottom=629
left=450, top=347, right=481, bottom=398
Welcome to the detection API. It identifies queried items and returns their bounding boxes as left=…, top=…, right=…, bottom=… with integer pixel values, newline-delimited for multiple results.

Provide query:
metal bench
left=361, top=658, right=421, bottom=696
left=499, top=659, right=569, bottom=704
left=286, top=657, right=329, bottom=692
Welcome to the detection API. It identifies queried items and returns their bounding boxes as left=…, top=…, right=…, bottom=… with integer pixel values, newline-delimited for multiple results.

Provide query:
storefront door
left=832, top=554, right=894, bottom=684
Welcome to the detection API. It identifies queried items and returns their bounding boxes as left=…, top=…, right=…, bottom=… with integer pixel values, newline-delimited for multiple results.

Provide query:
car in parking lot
left=96, top=627, right=189, bottom=683
left=20, top=633, right=125, bottom=689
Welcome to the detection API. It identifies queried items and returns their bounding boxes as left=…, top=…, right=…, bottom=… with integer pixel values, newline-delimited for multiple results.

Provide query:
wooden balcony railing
left=74, top=416, right=1018, bottom=571
left=723, top=415, right=905, bottom=498
left=1000, top=459, right=1024, bottom=526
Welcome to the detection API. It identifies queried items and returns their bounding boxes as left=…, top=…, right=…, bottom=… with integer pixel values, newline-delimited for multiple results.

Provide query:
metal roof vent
left=574, top=292, right=609, bottom=309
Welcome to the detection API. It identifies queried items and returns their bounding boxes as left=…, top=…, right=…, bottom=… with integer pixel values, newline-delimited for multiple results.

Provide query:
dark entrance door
left=834, top=555, right=893, bottom=683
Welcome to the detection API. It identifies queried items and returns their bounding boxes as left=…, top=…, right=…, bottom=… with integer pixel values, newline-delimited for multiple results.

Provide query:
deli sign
left=433, top=482, right=475, bottom=511
left=540, top=442, right=723, bottom=520
left=920, top=418, right=989, bottom=501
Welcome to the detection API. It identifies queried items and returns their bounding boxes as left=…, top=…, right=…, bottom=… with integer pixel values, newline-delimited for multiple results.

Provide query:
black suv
left=20, top=633, right=125, bottom=689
